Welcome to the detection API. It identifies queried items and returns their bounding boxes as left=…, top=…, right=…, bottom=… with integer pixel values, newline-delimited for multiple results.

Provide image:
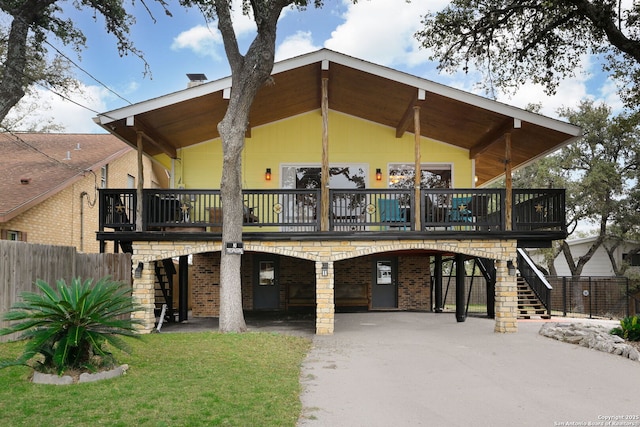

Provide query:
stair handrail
left=517, top=248, right=553, bottom=316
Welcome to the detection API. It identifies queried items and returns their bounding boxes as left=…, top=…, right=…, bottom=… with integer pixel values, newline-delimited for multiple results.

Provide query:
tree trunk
left=218, top=123, right=247, bottom=332
left=213, top=0, right=287, bottom=332
left=0, top=11, right=31, bottom=124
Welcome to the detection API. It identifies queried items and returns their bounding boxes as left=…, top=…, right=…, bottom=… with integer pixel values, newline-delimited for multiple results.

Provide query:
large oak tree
left=0, top=0, right=170, bottom=127
left=416, top=1, right=640, bottom=111
left=180, top=0, right=330, bottom=332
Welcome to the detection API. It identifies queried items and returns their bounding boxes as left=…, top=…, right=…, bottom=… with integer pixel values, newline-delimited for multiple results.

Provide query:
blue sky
left=3, top=0, right=624, bottom=133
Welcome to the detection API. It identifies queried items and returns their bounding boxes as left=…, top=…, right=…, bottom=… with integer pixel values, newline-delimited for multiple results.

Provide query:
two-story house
left=0, top=133, right=167, bottom=253
left=93, top=49, right=581, bottom=335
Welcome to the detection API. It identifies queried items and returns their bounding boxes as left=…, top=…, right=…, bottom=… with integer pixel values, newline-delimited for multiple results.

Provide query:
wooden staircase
left=154, top=259, right=176, bottom=323
left=517, top=278, right=551, bottom=319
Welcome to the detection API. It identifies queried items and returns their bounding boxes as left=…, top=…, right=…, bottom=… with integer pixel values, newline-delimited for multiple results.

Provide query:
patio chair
left=450, top=196, right=473, bottom=222
left=378, top=198, right=407, bottom=230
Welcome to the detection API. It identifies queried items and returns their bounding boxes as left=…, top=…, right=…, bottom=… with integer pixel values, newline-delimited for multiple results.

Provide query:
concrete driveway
left=297, top=312, right=639, bottom=427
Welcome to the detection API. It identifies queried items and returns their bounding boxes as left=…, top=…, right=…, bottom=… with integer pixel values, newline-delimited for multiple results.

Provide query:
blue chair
left=378, top=199, right=407, bottom=229
left=450, top=196, right=473, bottom=222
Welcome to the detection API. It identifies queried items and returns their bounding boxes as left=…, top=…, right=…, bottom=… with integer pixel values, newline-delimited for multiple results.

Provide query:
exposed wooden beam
left=395, top=89, right=426, bottom=138
left=130, top=117, right=178, bottom=159
left=321, top=68, right=330, bottom=232
left=505, top=132, right=513, bottom=231
left=469, top=118, right=514, bottom=159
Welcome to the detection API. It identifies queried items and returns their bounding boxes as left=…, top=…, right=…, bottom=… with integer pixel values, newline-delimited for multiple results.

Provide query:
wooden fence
left=0, top=240, right=131, bottom=342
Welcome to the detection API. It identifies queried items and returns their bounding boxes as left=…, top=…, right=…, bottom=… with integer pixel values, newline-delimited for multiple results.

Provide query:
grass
left=0, top=331, right=311, bottom=427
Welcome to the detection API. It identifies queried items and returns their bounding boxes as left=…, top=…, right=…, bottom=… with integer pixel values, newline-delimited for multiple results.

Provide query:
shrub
left=610, top=315, right=640, bottom=341
left=0, top=277, right=142, bottom=374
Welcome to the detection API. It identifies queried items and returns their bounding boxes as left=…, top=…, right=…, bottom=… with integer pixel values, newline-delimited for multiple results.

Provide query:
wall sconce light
left=322, top=262, right=329, bottom=276
left=134, top=262, right=144, bottom=279
left=375, top=168, right=382, bottom=181
left=507, top=260, right=516, bottom=276
left=265, top=168, right=272, bottom=181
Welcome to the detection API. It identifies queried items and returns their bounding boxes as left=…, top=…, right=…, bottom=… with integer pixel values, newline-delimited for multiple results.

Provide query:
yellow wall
left=174, top=110, right=473, bottom=189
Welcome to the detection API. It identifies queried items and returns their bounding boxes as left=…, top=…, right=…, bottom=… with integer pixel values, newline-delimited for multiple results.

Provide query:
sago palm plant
left=0, top=277, right=142, bottom=374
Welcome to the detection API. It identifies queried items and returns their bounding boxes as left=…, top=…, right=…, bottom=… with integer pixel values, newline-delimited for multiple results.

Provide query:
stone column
left=494, top=258, right=518, bottom=333
left=131, top=257, right=156, bottom=333
left=315, top=260, right=335, bottom=335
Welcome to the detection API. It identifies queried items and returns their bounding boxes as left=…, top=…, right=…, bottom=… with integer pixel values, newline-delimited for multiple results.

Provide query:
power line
left=43, top=40, right=133, bottom=106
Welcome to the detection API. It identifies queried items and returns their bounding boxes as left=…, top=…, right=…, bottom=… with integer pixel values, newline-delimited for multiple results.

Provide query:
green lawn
left=0, top=332, right=311, bottom=427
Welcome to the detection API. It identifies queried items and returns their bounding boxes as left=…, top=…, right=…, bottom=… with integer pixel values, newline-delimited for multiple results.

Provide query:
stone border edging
left=539, top=323, right=639, bottom=362
left=31, top=364, right=129, bottom=385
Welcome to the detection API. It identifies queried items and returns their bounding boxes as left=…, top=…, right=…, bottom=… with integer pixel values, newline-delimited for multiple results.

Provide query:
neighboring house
left=532, top=236, right=640, bottom=277
left=93, top=49, right=581, bottom=335
left=0, top=133, right=167, bottom=253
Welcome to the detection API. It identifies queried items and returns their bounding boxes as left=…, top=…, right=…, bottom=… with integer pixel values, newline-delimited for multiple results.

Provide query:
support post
left=434, top=254, right=443, bottom=313
left=413, top=106, right=421, bottom=230
left=135, top=131, right=144, bottom=231
left=315, top=260, right=334, bottom=334
left=179, top=255, right=188, bottom=323
left=505, top=133, right=512, bottom=231
left=486, top=258, right=496, bottom=319
left=320, top=71, right=330, bottom=231
left=456, top=253, right=466, bottom=322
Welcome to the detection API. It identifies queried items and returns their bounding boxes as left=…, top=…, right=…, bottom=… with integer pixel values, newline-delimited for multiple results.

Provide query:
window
left=127, top=174, right=135, bottom=189
left=388, top=163, right=452, bottom=189
left=623, top=253, right=640, bottom=266
left=100, top=165, right=108, bottom=188
left=282, top=165, right=367, bottom=189
left=1, top=230, right=25, bottom=241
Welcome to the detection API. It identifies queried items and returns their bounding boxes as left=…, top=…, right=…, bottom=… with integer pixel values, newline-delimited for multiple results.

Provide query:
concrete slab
left=297, top=312, right=639, bottom=427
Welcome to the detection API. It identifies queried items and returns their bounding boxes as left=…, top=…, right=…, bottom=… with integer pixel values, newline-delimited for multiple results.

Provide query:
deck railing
left=99, top=188, right=566, bottom=234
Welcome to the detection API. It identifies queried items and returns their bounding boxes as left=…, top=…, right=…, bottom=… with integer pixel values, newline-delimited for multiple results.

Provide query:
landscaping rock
left=32, top=371, right=74, bottom=385
left=539, top=322, right=640, bottom=363
left=78, top=364, right=129, bottom=383
left=31, top=364, right=129, bottom=385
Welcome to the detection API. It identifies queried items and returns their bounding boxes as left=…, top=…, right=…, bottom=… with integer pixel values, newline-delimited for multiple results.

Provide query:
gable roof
left=94, top=48, right=581, bottom=186
left=0, top=133, right=131, bottom=222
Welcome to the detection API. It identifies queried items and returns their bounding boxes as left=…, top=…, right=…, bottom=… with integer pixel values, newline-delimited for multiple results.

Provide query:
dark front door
left=253, top=257, right=280, bottom=310
left=371, top=259, right=397, bottom=309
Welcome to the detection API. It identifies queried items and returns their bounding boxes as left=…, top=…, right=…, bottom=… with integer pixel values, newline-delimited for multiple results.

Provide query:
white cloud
left=324, top=0, right=448, bottom=68
left=275, top=31, right=320, bottom=61
left=171, top=1, right=259, bottom=60
left=5, top=83, right=109, bottom=133
left=171, top=25, right=223, bottom=60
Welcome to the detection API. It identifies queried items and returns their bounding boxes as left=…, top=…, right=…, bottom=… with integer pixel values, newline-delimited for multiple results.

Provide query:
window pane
left=389, top=164, right=451, bottom=189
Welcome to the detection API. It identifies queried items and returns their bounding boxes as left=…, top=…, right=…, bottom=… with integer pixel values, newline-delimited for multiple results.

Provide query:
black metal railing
left=422, top=188, right=504, bottom=231
left=99, top=188, right=566, bottom=234
left=330, top=189, right=414, bottom=231
left=547, top=276, right=630, bottom=319
left=513, top=189, right=565, bottom=231
left=517, top=248, right=552, bottom=315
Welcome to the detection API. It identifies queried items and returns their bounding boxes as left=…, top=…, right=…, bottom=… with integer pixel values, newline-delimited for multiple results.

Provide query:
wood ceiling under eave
left=104, top=55, right=578, bottom=185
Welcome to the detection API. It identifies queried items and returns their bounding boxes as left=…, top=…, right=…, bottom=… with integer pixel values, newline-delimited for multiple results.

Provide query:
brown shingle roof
left=0, top=133, right=131, bottom=222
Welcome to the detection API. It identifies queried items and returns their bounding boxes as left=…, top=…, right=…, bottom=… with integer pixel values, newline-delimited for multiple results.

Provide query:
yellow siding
left=176, top=110, right=474, bottom=188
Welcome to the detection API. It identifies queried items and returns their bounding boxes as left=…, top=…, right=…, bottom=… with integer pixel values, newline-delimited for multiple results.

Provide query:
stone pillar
left=494, top=258, right=518, bottom=333
left=131, top=258, right=156, bottom=333
left=315, top=260, right=335, bottom=335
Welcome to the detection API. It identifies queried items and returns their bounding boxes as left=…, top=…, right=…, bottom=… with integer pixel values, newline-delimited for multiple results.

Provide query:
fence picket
left=0, top=241, right=131, bottom=342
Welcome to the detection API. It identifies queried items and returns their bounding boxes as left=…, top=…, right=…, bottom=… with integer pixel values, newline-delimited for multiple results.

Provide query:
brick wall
left=398, top=255, right=431, bottom=310
left=191, top=253, right=220, bottom=316
left=132, top=238, right=518, bottom=334
left=2, top=151, right=160, bottom=254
